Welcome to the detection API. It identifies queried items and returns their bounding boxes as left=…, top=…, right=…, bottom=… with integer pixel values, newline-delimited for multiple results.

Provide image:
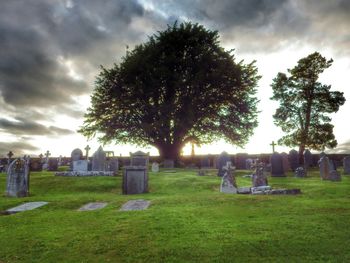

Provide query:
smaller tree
left=271, top=52, right=345, bottom=164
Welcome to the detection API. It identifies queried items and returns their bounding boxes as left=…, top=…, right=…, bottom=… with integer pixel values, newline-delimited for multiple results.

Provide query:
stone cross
left=45, top=150, right=51, bottom=163
left=270, top=141, right=277, bottom=153
left=7, top=151, right=14, bottom=164
left=85, top=145, right=91, bottom=160
left=39, top=153, right=43, bottom=160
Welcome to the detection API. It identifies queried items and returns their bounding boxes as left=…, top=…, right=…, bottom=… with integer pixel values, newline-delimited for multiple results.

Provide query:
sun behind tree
left=80, top=22, right=260, bottom=161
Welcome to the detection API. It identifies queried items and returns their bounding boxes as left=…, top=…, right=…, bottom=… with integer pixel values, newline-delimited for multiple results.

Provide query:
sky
left=0, top=0, right=349, bottom=157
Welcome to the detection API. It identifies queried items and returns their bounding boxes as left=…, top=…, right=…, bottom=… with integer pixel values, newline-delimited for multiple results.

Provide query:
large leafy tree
left=271, top=52, right=345, bottom=163
left=80, top=22, right=260, bottom=160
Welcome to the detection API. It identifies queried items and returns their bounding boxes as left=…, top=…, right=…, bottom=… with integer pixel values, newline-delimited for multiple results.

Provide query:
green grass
left=1, top=168, right=350, bottom=263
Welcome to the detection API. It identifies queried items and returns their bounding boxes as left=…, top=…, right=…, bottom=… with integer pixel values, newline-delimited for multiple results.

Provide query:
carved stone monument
left=6, top=158, right=30, bottom=197
left=220, top=163, right=237, bottom=194
left=92, top=146, right=106, bottom=171
left=122, top=166, right=148, bottom=194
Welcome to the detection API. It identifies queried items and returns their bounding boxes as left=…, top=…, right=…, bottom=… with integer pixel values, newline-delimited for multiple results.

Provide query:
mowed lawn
left=1, top=168, right=350, bottom=263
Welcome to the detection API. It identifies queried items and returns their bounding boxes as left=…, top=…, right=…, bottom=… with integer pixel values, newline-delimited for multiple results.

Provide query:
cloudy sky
left=0, top=0, right=349, bottom=157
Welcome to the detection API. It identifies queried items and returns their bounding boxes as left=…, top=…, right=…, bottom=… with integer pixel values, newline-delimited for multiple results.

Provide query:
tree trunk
left=298, top=144, right=305, bottom=166
left=157, top=143, right=182, bottom=161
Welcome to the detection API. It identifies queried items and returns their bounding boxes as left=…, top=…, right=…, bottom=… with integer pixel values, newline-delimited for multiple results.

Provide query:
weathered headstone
left=6, top=158, right=30, bottom=197
left=252, top=163, right=268, bottom=187
left=295, top=167, right=307, bottom=178
left=119, top=199, right=151, bottom=211
left=281, top=152, right=290, bottom=172
left=270, top=152, right=285, bottom=177
left=6, top=201, right=48, bottom=214
left=245, top=158, right=254, bottom=170
left=107, top=158, right=119, bottom=174
left=70, top=148, right=83, bottom=170
left=235, top=153, right=248, bottom=169
left=200, top=155, right=211, bottom=168
left=220, top=163, right=237, bottom=194
left=343, top=156, right=350, bottom=175
left=151, top=162, right=159, bottom=172
left=130, top=151, right=149, bottom=167
left=329, top=159, right=337, bottom=171
left=73, top=160, right=88, bottom=172
left=123, top=166, right=148, bottom=194
left=288, top=149, right=299, bottom=171
left=319, top=156, right=330, bottom=180
left=92, top=146, right=106, bottom=171
left=163, top=159, right=174, bottom=168
left=217, top=151, right=231, bottom=177
left=304, top=149, right=312, bottom=169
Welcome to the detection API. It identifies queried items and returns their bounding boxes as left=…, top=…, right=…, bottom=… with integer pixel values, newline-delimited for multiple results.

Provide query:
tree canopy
left=80, top=22, right=260, bottom=160
left=271, top=52, right=345, bottom=162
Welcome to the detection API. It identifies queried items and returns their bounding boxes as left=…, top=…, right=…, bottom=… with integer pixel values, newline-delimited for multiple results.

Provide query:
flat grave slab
left=120, top=199, right=151, bottom=211
left=78, top=202, right=108, bottom=211
left=6, top=201, right=48, bottom=214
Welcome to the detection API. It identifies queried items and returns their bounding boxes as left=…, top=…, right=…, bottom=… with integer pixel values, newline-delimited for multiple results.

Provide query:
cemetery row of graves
left=2, top=145, right=349, bottom=201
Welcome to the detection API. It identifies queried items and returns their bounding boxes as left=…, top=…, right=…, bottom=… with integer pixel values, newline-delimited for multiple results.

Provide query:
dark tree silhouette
left=80, top=22, right=260, bottom=160
left=271, top=52, right=346, bottom=164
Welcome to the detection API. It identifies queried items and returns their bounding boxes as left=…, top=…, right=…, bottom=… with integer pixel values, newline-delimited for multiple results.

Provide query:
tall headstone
left=122, top=166, right=148, bottom=194
left=304, top=149, right=312, bottom=169
left=217, top=151, right=231, bottom=177
left=130, top=151, right=149, bottom=167
left=220, top=163, right=237, bottom=194
left=319, top=156, right=330, bottom=180
left=92, top=146, right=106, bottom=171
left=288, top=149, right=299, bottom=171
left=73, top=160, right=88, bottom=172
left=281, top=152, right=290, bottom=173
left=6, top=158, right=30, bottom=197
left=70, top=148, right=83, bottom=170
left=343, top=156, right=350, bottom=175
left=48, top=158, right=58, bottom=171
left=270, top=152, right=285, bottom=177
left=252, top=162, right=268, bottom=187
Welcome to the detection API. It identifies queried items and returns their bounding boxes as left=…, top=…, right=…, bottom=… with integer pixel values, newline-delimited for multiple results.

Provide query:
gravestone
left=220, top=163, right=237, bottom=194
left=70, top=148, right=83, bottom=170
left=217, top=151, right=231, bottom=177
left=92, top=146, right=106, bottom=171
left=329, top=159, right=337, bottom=171
left=29, top=159, right=42, bottom=172
left=319, top=156, right=330, bottom=180
left=235, top=153, right=248, bottom=169
left=120, top=200, right=151, bottom=211
left=6, top=158, right=30, bottom=197
left=304, top=149, right=312, bottom=169
left=6, top=201, right=48, bottom=214
left=281, top=152, right=290, bottom=172
left=270, top=152, right=285, bottom=177
left=329, top=170, right=341, bottom=181
left=151, top=162, right=159, bottom=172
left=343, top=156, right=350, bottom=175
left=48, top=158, right=58, bottom=171
left=73, top=160, right=88, bottom=172
left=123, top=166, right=148, bottom=194
left=78, top=202, right=107, bottom=211
left=107, top=158, right=119, bottom=174
left=295, top=167, right=307, bottom=178
left=163, top=159, right=174, bottom=168
left=130, top=151, right=149, bottom=167
left=200, top=155, right=211, bottom=168
left=288, top=149, right=299, bottom=171
left=252, top=163, right=268, bottom=187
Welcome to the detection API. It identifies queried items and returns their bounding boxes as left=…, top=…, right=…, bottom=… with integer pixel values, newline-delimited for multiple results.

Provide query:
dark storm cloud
left=326, top=141, right=350, bottom=154
left=0, top=141, right=39, bottom=157
left=0, top=118, right=74, bottom=136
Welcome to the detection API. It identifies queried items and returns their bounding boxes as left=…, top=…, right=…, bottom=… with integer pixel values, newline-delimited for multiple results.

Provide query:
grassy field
left=1, top=168, right=350, bottom=263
